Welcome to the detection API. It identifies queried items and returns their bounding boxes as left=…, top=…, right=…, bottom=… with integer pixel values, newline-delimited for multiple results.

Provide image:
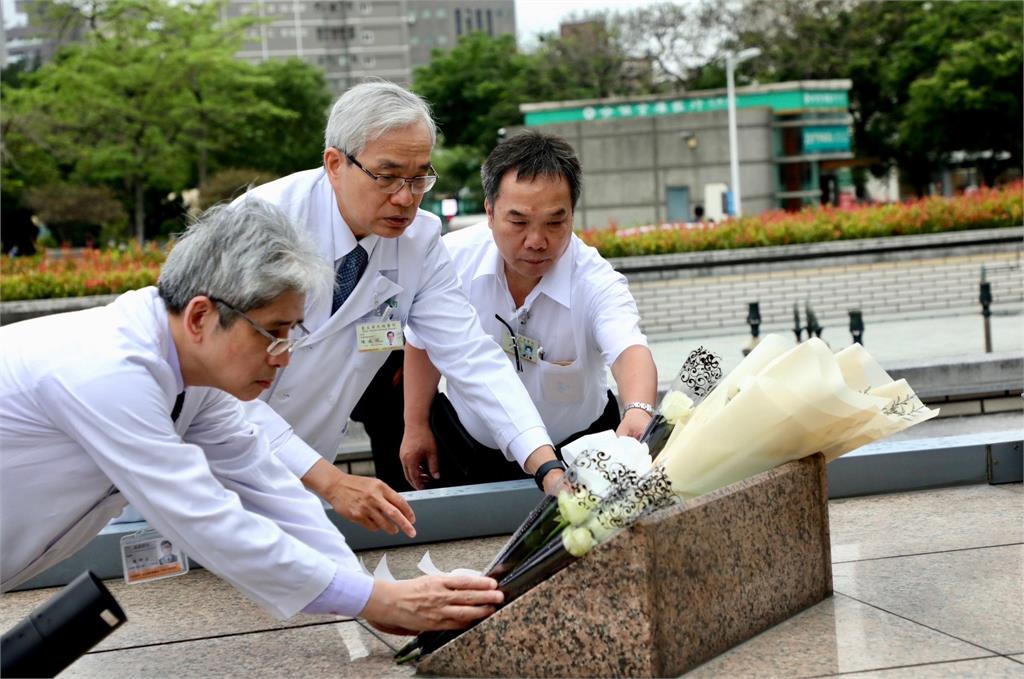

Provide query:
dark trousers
left=351, top=351, right=413, bottom=491
left=428, top=390, right=622, bottom=487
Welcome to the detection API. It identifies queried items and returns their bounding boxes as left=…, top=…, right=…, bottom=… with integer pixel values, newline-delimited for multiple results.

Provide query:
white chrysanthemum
left=660, top=390, right=694, bottom=425
left=562, top=526, right=597, bottom=557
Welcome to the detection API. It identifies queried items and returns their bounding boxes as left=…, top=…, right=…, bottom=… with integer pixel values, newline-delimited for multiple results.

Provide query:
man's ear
left=323, top=147, right=345, bottom=179
left=484, top=198, right=494, bottom=226
left=182, top=296, right=217, bottom=344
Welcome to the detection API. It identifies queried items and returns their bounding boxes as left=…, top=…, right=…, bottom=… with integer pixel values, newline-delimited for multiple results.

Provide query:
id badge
left=356, top=320, right=404, bottom=352
left=120, top=528, right=188, bottom=585
left=517, top=335, right=541, bottom=363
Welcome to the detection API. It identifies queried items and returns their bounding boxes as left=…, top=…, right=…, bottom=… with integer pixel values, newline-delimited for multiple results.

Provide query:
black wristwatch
left=534, top=459, right=567, bottom=491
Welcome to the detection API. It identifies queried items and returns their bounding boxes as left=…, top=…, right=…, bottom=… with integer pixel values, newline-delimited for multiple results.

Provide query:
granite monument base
left=417, top=453, right=832, bottom=678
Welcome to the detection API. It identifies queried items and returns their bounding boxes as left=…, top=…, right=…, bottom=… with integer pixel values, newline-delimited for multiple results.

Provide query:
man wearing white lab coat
left=0, top=201, right=501, bottom=630
left=238, top=82, right=566, bottom=511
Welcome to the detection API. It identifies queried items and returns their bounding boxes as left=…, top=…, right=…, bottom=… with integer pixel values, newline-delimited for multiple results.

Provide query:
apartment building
left=227, top=0, right=515, bottom=94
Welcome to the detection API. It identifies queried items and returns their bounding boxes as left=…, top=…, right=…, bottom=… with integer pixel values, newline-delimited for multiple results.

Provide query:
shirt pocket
left=538, top=359, right=585, bottom=404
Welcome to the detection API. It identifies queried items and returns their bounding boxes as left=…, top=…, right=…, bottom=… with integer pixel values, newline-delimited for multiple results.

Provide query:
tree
left=413, top=33, right=547, bottom=152
left=24, top=183, right=128, bottom=245
left=619, top=0, right=731, bottom=92
left=729, top=0, right=1023, bottom=194
left=2, top=0, right=293, bottom=241
left=213, top=58, right=334, bottom=178
left=535, top=11, right=653, bottom=99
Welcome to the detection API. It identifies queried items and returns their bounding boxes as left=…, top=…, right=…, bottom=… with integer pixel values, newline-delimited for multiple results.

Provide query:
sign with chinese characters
left=524, top=89, right=850, bottom=126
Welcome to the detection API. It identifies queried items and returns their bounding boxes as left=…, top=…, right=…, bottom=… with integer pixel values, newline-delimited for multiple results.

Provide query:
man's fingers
left=435, top=604, right=498, bottom=626
left=439, top=574, right=501, bottom=593
left=381, top=504, right=416, bottom=538
left=426, top=448, right=441, bottom=480
left=401, top=454, right=425, bottom=490
left=383, top=486, right=416, bottom=524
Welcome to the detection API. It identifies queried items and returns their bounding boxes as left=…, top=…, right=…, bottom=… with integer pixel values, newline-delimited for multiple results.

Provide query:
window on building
left=410, top=36, right=420, bottom=45
left=408, top=9, right=416, bottom=22
left=359, top=1, right=370, bottom=14
left=361, top=29, right=374, bottom=43
left=476, top=9, right=482, bottom=31
left=486, top=8, right=493, bottom=35
left=338, top=55, right=348, bottom=66
left=436, top=8, right=446, bottom=18
left=436, top=34, right=448, bottom=45
left=363, top=54, right=376, bottom=67
left=454, top=8, right=461, bottom=36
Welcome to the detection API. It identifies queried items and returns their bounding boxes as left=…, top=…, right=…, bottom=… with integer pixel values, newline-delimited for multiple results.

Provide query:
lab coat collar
left=147, top=288, right=185, bottom=394
left=331, top=206, right=380, bottom=264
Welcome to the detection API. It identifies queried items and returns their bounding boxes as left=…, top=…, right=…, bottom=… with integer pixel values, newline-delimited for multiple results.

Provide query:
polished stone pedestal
left=418, top=454, right=833, bottom=678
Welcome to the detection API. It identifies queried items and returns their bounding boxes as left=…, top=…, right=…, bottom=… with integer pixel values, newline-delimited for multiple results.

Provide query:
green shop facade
left=519, top=80, right=854, bottom=228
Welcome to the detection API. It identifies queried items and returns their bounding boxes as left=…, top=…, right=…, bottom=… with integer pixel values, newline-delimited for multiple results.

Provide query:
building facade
left=227, top=0, right=515, bottom=94
left=521, top=80, right=855, bottom=228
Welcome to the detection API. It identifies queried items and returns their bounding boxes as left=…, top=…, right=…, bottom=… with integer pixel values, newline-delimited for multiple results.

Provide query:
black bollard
left=743, top=302, right=762, bottom=356
left=849, top=309, right=864, bottom=345
left=805, top=303, right=824, bottom=339
left=1, top=571, right=127, bottom=678
left=792, top=303, right=803, bottom=342
left=746, top=302, right=762, bottom=338
left=980, top=281, right=993, bottom=353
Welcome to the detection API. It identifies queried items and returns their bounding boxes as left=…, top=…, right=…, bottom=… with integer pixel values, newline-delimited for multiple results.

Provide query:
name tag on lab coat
left=357, top=320, right=404, bottom=352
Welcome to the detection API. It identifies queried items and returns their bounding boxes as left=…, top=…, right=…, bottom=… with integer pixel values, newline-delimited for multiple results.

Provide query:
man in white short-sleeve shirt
left=400, top=131, right=658, bottom=488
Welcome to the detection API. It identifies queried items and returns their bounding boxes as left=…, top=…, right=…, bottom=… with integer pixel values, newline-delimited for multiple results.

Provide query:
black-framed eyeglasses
left=342, top=150, right=438, bottom=195
left=208, top=297, right=310, bottom=357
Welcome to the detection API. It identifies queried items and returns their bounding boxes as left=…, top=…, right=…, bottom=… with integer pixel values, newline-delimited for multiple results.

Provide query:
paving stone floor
left=0, top=482, right=1020, bottom=678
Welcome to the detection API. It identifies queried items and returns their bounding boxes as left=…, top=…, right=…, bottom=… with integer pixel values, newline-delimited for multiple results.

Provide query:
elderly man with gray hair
left=0, top=200, right=502, bottom=631
left=239, top=81, right=566, bottom=520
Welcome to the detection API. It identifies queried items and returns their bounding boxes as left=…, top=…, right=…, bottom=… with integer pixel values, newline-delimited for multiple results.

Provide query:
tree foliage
left=730, top=0, right=1023, bottom=193
left=2, top=0, right=331, bottom=242
left=412, top=33, right=548, bottom=152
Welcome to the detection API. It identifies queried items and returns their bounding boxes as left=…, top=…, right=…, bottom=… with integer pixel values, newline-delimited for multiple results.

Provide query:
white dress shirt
left=405, top=221, right=648, bottom=451
left=235, top=169, right=552, bottom=476
left=0, top=288, right=372, bottom=618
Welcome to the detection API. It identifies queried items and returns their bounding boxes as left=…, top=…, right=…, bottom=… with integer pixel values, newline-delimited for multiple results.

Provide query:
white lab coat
left=0, top=288, right=370, bottom=618
left=236, top=169, right=551, bottom=477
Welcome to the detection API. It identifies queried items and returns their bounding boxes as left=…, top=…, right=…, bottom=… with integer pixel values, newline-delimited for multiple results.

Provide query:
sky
left=4, top=0, right=664, bottom=34
left=514, top=0, right=662, bottom=46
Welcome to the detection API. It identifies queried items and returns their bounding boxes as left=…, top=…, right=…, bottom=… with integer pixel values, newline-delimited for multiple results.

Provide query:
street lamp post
left=725, top=48, right=761, bottom=217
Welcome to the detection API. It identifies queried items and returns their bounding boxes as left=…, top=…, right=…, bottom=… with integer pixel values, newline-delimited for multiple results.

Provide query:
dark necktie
left=171, top=391, right=185, bottom=422
left=331, top=245, right=368, bottom=314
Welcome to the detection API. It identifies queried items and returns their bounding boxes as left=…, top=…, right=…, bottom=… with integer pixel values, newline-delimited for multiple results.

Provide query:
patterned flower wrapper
left=639, top=346, right=722, bottom=458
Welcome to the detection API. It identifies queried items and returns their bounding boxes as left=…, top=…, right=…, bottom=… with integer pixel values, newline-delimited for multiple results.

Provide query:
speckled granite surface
left=418, top=454, right=832, bottom=678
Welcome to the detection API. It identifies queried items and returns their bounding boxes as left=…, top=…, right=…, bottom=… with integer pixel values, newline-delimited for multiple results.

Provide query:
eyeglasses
left=342, top=151, right=438, bottom=195
left=208, top=297, right=310, bottom=357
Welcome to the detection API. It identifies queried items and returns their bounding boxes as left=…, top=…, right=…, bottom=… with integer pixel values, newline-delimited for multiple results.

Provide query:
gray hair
left=323, top=80, right=437, bottom=155
left=481, top=130, right=583, bottom=210
left=158, top=199, right=333, bottom=326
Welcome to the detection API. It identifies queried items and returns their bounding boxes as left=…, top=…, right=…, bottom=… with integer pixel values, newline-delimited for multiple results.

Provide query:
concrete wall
left=538, top=108, right=776, bottom=230
left=612, top=228, right=1023, bottom=340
